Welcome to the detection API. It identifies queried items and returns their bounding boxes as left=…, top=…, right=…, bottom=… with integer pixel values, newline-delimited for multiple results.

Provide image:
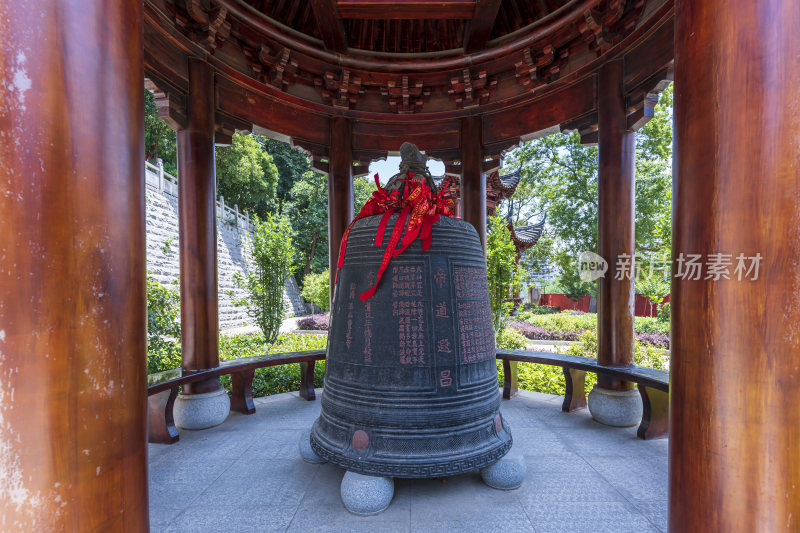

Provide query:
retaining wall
left=144, top=162, right=308, bottom=332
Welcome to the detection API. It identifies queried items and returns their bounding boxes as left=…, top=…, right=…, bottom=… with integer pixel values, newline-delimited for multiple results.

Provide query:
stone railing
left=145, top=159, right=255, bottom=232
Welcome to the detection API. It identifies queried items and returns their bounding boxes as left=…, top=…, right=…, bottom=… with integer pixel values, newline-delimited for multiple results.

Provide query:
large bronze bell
left=310, top=212, right=512, bottom=478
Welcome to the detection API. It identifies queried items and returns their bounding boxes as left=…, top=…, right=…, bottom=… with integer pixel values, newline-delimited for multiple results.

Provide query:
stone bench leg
left=148, top=388, right=179, bottom=444
left=502, top=359, right=518, bottom=399
left=637, top=385, right=669, bottom=440
left=299, top=361, right=316, bottom=401
left=231, top=370, right=256, bottom=414
left=561, top=367, right=587, bottom=412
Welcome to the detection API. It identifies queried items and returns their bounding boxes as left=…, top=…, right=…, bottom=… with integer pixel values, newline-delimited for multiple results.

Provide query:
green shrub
left=496, top=327, right=526, bottom=350
left=657, top=302, right=671, bottom=323
left=300, top=270, right=330, bottom=312
left=147, top=332, right=329, bottom=398
left=633, top=340, right=669, bottom=370
left=633, top=316, right=670, bottom=334
left=566, top=329, right=668, bottom=370
left=497, top=360, right=572, bottom=397
left=495, top=324, right=588, bottom=397
left=520, top=305, right=560, bottom=316
left=265, top=333, right=328, bottom=353
left=146, top=273, right=180, bottom=343
left=523, top=312, right=597, bottom=334
left=218, top=332, right=328, bottom=397
left=497, top=327, right=669, bottom=397
left=146, top=273, right=182, bottom=374
left=233, top=214, right=296, bottom=343
left=519, top=310, right=669, bottom=336
left=147, top=340, right=182, bottom=374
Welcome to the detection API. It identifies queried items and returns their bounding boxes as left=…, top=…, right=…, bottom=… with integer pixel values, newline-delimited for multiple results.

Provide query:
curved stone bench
left=496, top=349, right=669, bottom=440
left=147, top=350, right=327, bottom=444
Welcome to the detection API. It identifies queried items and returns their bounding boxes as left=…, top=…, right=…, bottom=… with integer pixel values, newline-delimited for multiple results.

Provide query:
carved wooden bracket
left=172, top=0, right=230, bottom=53
left=269, top=47, right=299, bottom=91
left=245, top=45, right=299, bottom=90
left=144, top=78, right=187, bottom=130
left=214, top=112, right=252, bottom=146
left=448, top=69, right=497, bottom=109
left=626, top=66, right=673, bottom=131
left=242, top=45, right=266, bottom=82
left=579, top=10, right=607, bottom=53
left=381, top=76, right=431, bottom=114
left=561, top=112, right=599, bottom=145
left=314, top=70, right=364, bottom=109
left=514, top=45, right=569, bottom=90
left=579, top=0, right=645, bottom=55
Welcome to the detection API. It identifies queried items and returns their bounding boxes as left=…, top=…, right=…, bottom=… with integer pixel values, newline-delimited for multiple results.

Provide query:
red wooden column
left=588, top=60, right=638, bottom=426
left=671, top=1, right=800, bottom=529
left=328, top=117, right=354, bottom=303
left=460, top=116, right=487, bottom=248
left=178, top=59, right=220, bottom=392
left=0, top=1, right=148, bottom=530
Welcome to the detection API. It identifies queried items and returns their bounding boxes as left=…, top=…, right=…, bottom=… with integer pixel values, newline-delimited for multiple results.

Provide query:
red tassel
left=360, top=207, right=410, bottom=301
left=375, top=210, right=394, bottom=247
left=420, top=214, right=438, bottom=250
left=334, top=171, right=455, bottom=301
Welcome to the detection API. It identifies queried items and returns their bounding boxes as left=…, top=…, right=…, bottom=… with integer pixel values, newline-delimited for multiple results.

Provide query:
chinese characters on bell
left=578, top=252, right=762, bottom=282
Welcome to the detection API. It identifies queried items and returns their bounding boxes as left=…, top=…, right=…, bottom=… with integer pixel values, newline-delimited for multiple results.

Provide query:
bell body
left=310, top=214, right=512, bottom=478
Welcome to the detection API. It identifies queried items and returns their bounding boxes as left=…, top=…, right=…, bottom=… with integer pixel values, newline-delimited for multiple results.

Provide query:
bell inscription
left=310, top=214, right=512, bottom=478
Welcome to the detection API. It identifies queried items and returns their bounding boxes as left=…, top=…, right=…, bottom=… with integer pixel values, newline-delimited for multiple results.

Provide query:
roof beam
left=463, top=0, right=502, bottom=53
left=337, top=0, right=475, bottom=19
left=310, top=0, right=348, bottom=52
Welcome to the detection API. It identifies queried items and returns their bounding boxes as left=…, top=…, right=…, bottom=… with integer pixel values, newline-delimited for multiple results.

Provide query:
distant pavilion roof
left=508, top=215, right=546, bottom=254
left=432, top=166, right=522, bottom=216
left=486, top=167, right=522, bottom=215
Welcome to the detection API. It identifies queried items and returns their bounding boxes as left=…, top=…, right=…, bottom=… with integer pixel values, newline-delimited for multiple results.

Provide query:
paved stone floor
left=149, top=390, right=668, bottom=533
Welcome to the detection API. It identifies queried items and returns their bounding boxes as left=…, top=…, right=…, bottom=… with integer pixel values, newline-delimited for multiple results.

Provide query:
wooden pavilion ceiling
left=246, top=0, right=576, bottom=53
left=147, top=0, right=674, bottom=165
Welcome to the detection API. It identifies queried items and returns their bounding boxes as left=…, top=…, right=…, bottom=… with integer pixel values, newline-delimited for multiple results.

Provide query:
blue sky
left=367, top=156, right=446, bottom=184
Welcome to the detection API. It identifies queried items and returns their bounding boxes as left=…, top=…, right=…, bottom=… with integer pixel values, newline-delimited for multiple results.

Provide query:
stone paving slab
left=149, top=389, right=668, bottom=532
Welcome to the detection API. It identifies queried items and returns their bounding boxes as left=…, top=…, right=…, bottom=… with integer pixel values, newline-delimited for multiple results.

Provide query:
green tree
left=486, top=216, right=523, bottom=332
left=301, top=270, right=330, bottom=312
left=233, top=214, right=296, bottom=343
left=503, top=133, right=599, bottom=297
left=501, top=83, right=674, bottom=296
left=284, top=171, right=329, bottom=279
left=634, top=84, right=673, bottom=256
left=636, top=262, right=671, bottom=316
left=216, top=132, right=279, bottom=219
left=637, top=84, right=673, bottom=161
left=261, top=138, right=312, bottom=214
left=144, top=89, right=177, bottom=175
left=554, top=254, right=595, bottom=302
left=354, top=176, right=376, bottom=214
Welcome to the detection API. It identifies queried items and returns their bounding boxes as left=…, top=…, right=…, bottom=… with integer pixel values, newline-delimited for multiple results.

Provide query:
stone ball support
left=340, top=471, right=395, bottom=516
left=587, top=385, right=643, bottom=427
left=173, top=388, right=231, bottom=430
left=481, top=445, right=527, bottom=490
